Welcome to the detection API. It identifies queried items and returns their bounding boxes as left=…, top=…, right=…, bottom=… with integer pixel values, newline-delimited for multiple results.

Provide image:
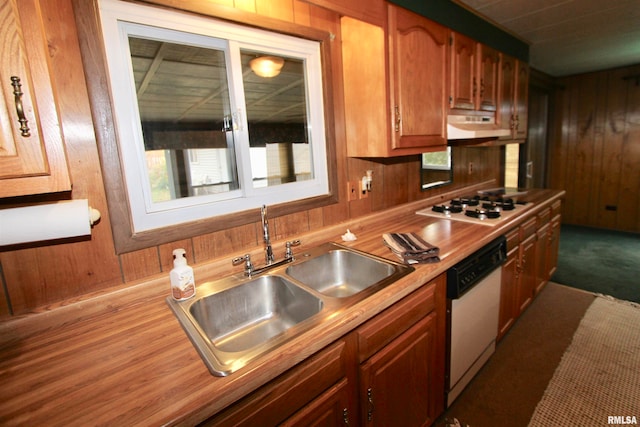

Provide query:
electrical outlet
left=468, top=162, right=474, bottom=175
left=359, top=179, right=368, bottom=199
left=347, top=181, right=358, bottom=201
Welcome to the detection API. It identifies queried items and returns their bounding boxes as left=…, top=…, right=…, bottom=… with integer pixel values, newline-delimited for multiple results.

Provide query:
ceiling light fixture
left=249, top=56, right=285, bottom=78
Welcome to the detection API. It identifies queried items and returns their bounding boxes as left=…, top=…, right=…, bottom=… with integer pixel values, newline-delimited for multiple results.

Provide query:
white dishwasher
left=445, top=236, right=506, bottom=407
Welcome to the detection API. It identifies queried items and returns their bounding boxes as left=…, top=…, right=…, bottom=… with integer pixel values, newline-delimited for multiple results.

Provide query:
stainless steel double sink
left=167, top=242, right=414, bottom=376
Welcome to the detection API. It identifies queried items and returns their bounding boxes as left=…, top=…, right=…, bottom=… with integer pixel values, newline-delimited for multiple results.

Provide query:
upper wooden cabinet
left=0, top=0, right=71, bottom=198
left=342, top=4, right=449, bottom=157
left=450, top=33, right=499, bottom=112
left=388, top=5, right=449, bottom=153
left=498, top=53, right=529, bottom=141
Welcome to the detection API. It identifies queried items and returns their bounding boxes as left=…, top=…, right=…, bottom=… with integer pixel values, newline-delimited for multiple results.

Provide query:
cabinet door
left=341, top=16, right=388, bottom=157
left=450, top=32, right=477, bottom=110
left=497, top=53, right=516, bottom=139
left=547, top=215, right=561, bottom=279
left=514, top=60, right=529, bottom=139
left=0, top=0, right=70, bottom=197
left=478, top=44, right=499, bottom=112
left=498, top=246, right=519, bottom=341
left=388, top=4, right=449, bottom=151
left=360, top=313, right=437, bottom=427
left=516, top=233, right=536, bottom=314
left=203, top=340, right=346, bottom=426
left=535, top=222, right=550, bottom=295
left=282, top=378, right=351, bottom=427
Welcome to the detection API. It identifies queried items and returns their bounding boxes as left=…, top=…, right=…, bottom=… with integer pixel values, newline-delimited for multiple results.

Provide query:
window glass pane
left=240, top=50, right=312, bottom=188
left=421, top=147, right=453, bottom=190
left=129, top=36, right=239, bottom=202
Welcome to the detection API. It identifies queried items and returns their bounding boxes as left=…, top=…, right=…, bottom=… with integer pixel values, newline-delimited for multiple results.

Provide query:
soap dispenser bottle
left=170, top=248, right=195, bottom=301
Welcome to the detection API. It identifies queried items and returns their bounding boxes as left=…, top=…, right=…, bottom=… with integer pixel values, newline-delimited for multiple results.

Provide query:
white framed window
left=99, top=0, right=329, bottom=233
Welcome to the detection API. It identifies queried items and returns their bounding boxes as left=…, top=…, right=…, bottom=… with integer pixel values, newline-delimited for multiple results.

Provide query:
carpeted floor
left=436, top=282, right=596, bottom=427
left=552, top=224, right=640, bottom=303
left=528, top=296, right=640, bottom=426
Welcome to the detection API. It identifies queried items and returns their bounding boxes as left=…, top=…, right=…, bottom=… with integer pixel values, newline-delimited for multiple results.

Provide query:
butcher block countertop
left=0, top=188, right=564, bottom=426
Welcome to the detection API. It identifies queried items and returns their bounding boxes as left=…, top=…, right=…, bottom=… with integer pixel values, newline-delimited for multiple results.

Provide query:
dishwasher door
left=447, top=267, right=502, bottom=406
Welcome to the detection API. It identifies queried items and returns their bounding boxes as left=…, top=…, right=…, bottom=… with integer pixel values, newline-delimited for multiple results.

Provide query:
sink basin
left=286, top=246, right=410, bottom=298
left=167, top=242, right=413, bottom=376
left=190, top=275, right=323, bottom=352
left=167, top=274, right=323, bottom=375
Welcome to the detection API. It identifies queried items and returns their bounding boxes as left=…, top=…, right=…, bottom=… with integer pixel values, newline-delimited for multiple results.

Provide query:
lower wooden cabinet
left=516, top=230, right=537, bottom=313
left=360, top=312, right=438, bottom=426
left=498, top=202, right=562, bottom=341
left=282, top=378, right=352, bottom=427
left=202, top=274, right=446, bottom=426
left=547, top=214, right=561, bottom=279
left=498, top=230, right=519, bottom=340
left=354, top=274, right=445, bottom=426
left=201, top=340, right=348, bottom=426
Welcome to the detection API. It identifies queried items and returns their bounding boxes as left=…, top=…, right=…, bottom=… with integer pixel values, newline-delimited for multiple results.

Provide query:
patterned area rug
left=528, top=296, right=640, bottom=426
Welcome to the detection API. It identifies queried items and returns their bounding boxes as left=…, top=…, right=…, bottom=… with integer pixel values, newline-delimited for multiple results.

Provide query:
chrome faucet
left=232, top=205, right=301, bottom=277
left=261, top=205, right=275, bottom=264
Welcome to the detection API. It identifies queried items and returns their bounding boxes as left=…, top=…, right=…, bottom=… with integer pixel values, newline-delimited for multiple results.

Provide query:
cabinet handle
left=394, top=105, right=401, bottom=132
left=343, top=408, right=349, bottom=425
left=480, top=78, right=485, bottom=99
left=10, top=76, right=31, bottom=137
left=367, top=387, right=374, bottom=421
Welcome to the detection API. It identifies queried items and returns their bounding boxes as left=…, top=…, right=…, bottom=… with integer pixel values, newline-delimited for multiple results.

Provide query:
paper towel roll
left=0, top=199, right=101, bottom=246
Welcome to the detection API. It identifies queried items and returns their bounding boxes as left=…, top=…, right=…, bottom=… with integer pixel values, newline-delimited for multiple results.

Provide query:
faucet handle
left=232, top=254, right=253, bottom=276
left=285, top=240, right=301, bottom=259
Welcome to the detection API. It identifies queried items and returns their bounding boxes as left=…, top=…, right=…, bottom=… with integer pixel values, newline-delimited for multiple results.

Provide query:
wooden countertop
left=0, top=188, right=564, bottom=426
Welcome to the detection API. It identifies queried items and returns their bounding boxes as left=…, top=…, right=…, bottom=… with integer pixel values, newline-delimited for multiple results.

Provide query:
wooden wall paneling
left=381, top=158, right=411, bottom=209
left=192, top=223, right=259, bottom=264
left=587, top=71, right=608, bottom=226
left=618, top=69, right=640, bottom=231
left=549, top=81, right=571, bottom=200
left=292, top=0, right=312, bottom=26
left=273, top=211, right=313, bottom=240
left=0, top=277, right=10, bottom=318
left=212, top=0, right=234, bottom=7
left=120, top=247, right=161, bottom=283
left=301, top=0, right=386, bottom=25
left=306, top=207, right=325, bottom=231
left=598, top=68, right=627, bottom=229
left=256, top=0, right=294, bottom=21
left=368, top=160, right=386, bottom=213
left=550, top=64, right=639, bottom=232
left=407, top=156, right=423, bottom=202
left=567, top=77, right=583, bottom=225
left=308, top=4, right=350, bottom=228
left=0, top=250, right=40, bottom=315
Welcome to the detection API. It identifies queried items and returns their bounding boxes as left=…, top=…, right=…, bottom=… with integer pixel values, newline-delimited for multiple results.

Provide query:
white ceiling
left=455, top=0, right=640, bottom=77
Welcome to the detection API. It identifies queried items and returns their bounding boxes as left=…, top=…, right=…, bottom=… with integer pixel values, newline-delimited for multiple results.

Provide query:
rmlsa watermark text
left=608, top=416, right=638, bottom=425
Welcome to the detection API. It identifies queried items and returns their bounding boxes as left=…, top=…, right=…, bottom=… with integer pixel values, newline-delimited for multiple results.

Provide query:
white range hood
left=447, top=114, right=512, bottom=140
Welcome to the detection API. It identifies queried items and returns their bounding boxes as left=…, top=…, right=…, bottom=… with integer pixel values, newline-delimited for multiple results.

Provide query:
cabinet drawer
left=537, top=207, right=551, bottom=225
left=204, top=340, right=346, bottom=426
left=356, top=281, right=436, bottom=363
left=520, top=217, right=537, bottom=240
left=551, top=200, right=562, bottom=217
left=505, top=227, right=520, bottom=252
